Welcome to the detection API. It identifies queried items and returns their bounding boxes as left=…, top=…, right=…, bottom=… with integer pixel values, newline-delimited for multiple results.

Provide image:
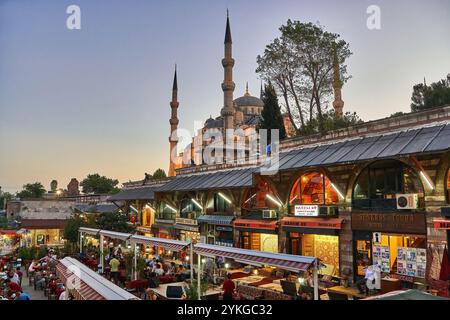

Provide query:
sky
left=0, top=0, right=449, bottom=193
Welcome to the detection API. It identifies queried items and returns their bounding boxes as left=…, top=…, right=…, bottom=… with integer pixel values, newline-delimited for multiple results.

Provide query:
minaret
left=168, top=65, right=179, bottom=177
left=220, top=10, right=235, bottom=145
left=260, top=80, right=264, bottom=99
left=332, top=45, right=344, bottom=118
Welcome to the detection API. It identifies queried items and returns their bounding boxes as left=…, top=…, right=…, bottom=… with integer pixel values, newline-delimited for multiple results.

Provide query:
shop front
left=234, top=219, right=279, bottom=253
left=197, top=215, right=234, bottom=247
left=352, top=211, right=428, bottom=287
left=174, top=217, right=201, bottom=243
left=20, top=219, right=66, bottom=247
left=281, top=216, right=343, bottom=277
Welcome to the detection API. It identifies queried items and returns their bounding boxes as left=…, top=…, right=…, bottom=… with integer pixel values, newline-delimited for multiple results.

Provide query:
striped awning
left=197, top=215, right=235, bottom=226
left=79, top=227, right=101, bottom=236
left=56, top=257, right=138, bottom=300
left=98, top=230, right=133, bottom=241
left=56, top=262, right=105, bottom=300
left=130, top=235, right=190, bottom=252
left=193, top=243, right=317, bottom=272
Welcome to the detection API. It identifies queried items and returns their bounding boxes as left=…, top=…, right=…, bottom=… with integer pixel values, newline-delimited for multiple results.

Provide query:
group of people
left=0, top=258, right=29, bottom=300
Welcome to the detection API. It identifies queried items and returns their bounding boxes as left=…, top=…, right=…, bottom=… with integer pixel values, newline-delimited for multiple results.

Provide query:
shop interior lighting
left=165, top=204, right=177, bottom=213
left=218, top=192, right=232, bottom=204
left=191, top=198, right=203, bottom=210
left=129, top=205, right=139, bottom=213
left=420, top=171, right=435, bottom=190
left=331, top=183, right=345, bottom=199
left=266, top=194, right=283, bottom=207
left=244, top=193, right=256, bottom=204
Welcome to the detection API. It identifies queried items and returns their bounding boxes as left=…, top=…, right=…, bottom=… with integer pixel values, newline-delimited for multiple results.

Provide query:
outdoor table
left=327, top=286, right=366, bottom=299
left=233, top=275, right=265, bottom=285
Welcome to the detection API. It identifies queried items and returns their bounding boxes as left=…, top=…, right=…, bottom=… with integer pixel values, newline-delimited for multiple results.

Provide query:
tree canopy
left=411, top=74, right=450, bottom=112
left=152, top=168, right=167, bottom=180
left=256, top=20, right=357, bottom=134
left=80, top=174, right=119, bottom=194
left=50, top=180, right=58, bottom=193
left=260, top=82, right=286, bottom=141
left=16, top=182, right=46, bottom=199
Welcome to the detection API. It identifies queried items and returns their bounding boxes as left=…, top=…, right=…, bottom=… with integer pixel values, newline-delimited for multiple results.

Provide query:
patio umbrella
left=439, top=247, right=450, bottom=281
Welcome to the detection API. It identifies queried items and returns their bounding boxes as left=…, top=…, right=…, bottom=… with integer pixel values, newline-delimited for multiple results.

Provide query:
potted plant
left=184, top=280, right=209, bottom=300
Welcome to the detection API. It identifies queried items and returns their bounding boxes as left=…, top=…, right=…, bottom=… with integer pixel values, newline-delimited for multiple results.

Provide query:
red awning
left=56, top=262, right=105, bottom=300
left=193, top=243, right=316, bottom=272
left=233, top=219, right=278, bottom=231
left=0, top=229, right=17, bottom=235
left=281, top=217, right=344, bottom=229
left=130, top=235, right=190, bottom=252
left=433, top=219, right=450, bottom=229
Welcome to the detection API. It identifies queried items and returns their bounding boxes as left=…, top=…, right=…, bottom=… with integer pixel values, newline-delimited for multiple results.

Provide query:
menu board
left=397, top=247, right=426, bottom=278
left=372, top=245, right=391, bottom=273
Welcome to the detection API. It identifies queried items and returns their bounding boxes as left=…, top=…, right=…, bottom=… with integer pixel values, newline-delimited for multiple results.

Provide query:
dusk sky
left=1, top=0, right=450, bottom=193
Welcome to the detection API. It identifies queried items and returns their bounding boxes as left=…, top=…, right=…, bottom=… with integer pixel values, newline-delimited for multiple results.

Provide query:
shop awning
left=79, top=227, right=101, bottom=236
left=98, top=230, right=133, bottom=241
left=156, top=167, right=257, bottom=193
left=281, top=217, right=344, bottom=229
left=74, top=204, right=119, bottom=214
left=108, top=185, right=161, bottom=202
left=173, top=224, right=200, bottom=232
left=433, top=219, right=450, bottom=229
left=0, top=229, right=17, bottom=235
left=197, top=215, right=235, bottom=226
left=233, top=219, right=278, bottom=231
left=278, top=123, right=450, bottom=171
left=20, top=219, right=67, bottom=229
left=130, top=235, right=190, bottom=251
left=193, top=243, right=317, bottom=272
left=56, top=257, right=138, bottom=300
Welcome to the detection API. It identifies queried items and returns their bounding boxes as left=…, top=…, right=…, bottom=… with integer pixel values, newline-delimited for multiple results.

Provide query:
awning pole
left=79, top=231, right=83, bottom=254
left=313, top=259, right=319, bottom=301
left=189, top=243, right=194, bottom=282
left=197, top=254, right=201, bottom=301
left=133, top=242, right=138, bottom=281
left=100, top=234, right=104, bottom=273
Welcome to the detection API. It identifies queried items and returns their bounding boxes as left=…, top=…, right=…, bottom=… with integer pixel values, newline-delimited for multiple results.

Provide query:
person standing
left=222, top=273, right=235, bottom=300
left=109, top=255, right=120, bottom=285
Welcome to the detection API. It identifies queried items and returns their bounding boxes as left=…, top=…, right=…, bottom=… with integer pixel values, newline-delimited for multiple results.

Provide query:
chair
left=280, top=279, right=298, bottom=297
left=327, top=292, right=348, bottom=300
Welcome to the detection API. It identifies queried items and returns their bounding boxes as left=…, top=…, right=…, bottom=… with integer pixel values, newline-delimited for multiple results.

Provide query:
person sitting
left=154, top=264, right=164, bottom=276
left=167, top=262, right=177, bottom=275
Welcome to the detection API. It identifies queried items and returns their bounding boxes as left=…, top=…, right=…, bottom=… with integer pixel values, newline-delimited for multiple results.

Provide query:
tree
left=94, top=212, right=135, bottom=233
left=0, top=191, right=13, bottom=210
left=80, top=174, right=119, bottom=194
left=260, top=82, right=286, bottom=141
left=50, top=180, right=58, bottom=193
left=257, top=20, right=353, bottom=133
left=411, top=74, right=450, bottom=112
left=16, top=182, right=46, bottom=199
left=152, top=169, right=167, bottom=180
left=63, top=213, right=96, bottom=244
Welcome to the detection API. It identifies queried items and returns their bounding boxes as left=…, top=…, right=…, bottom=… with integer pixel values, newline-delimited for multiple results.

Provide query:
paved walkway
left=20, top=268, right=47, bottom=300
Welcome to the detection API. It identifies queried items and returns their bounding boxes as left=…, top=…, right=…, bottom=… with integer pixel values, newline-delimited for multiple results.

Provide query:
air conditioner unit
left=396, top=194, right=419, bottom=210
left=262, top=209, right=277, bottom=219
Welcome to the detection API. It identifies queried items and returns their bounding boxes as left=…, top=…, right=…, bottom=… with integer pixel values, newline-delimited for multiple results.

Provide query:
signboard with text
left=294, top=205, right=319, bottom=217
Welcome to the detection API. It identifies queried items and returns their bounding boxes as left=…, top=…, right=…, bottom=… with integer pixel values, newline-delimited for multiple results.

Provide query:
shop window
left=213, top=193, right=230, bottom=213
left=352, top=160, right=424, bottom=211
left=242, top=176, right=279, bottom=213
left=289, top=172, right=338, bottom=205
left=157, top=202, right=176, bottom=220
left=180, top=196, right=202, bottom=219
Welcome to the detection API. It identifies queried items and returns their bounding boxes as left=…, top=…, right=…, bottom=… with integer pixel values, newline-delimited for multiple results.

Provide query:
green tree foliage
left=94, top=212, right=135, bottom=233
left=63, top=213, right=96, bottom=243
left=80, top=174, right=119, bottom=194
left=298, top=110, right=363, bottom=136
left=16, top=182, right=46, bottom=199
left=50, top=180, right=58, bottom=192
left=0, top=191, right=13, bottom=210
left=411, top=74, right=450, bottom=112
left=256, top=20, right=354, bottom=133
left=260, top=83, right=286, bottom=141
left=152, top=169, right=167, bottom=180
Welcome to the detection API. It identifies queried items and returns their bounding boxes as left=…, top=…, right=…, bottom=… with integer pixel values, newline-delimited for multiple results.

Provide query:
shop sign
left=351, top=212, right=426, bottom=234
left=136, top=226, right=152, bottom=234
left=294, top=205, right=319, bottom=217
left=373, top=232, right=382, bottom=244
left=216, top=226, right=233, bottom=232
left=281, top=217, right=343, bottom=230
left=433, top=219, right=450, bottom=229
left=175, top=217, right=198, bottom=226
left=233, top=220, right=277, bottom=230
